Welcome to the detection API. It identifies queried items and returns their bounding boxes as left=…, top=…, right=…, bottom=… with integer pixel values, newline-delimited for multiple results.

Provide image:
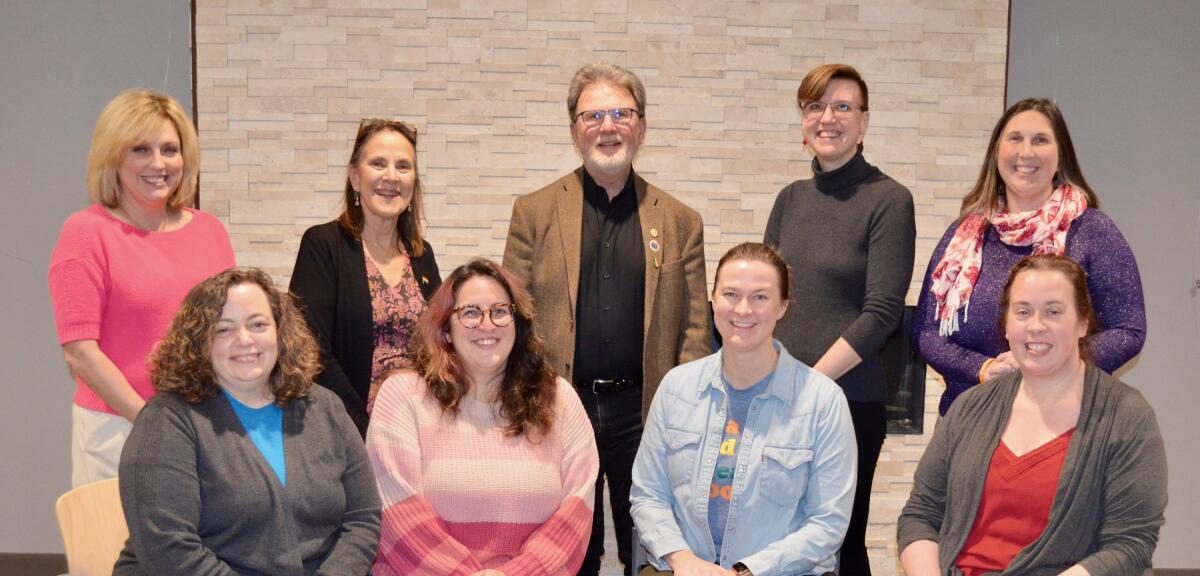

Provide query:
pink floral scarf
left=930, top=184, right=1088, bottom=336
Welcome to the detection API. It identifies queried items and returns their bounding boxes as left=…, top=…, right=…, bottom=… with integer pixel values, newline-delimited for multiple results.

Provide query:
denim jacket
left=630, top=342, right=857, bottom=576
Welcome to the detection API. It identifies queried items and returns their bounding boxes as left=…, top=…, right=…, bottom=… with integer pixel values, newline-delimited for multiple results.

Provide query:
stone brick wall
left=194, top=1, right=1008, bottom=573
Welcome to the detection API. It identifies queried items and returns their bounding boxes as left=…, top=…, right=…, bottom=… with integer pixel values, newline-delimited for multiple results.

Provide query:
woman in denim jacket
left=630, top=243, right=857, bottom=576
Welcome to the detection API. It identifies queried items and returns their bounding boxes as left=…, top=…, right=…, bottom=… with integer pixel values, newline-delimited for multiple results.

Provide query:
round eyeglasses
left=452, top=303, right=516, bottom=328
left=800, top=100, right=866, bottom=118
left=574, top=108, right=639, bottom=127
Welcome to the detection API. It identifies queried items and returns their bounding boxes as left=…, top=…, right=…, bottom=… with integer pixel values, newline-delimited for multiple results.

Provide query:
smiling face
left=712, top=259, right=789, bottom=355
left=803, top=78, right=870, bottom=172
left=996, top=110, right=1060, bottom=213
left=570, top=81, right=646, bottom=181
left=348, top=129, right=417, bottom=229
left=449, top=275, right=516, bottom=385
left=1004, top=269, right=1088, bottom=381
left=210, top=283, right=280, bottom=404
left=117, top=121, right=183, bottom=212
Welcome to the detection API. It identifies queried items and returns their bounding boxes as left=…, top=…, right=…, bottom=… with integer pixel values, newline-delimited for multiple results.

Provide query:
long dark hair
left=413, top=258, right=557, bottom=439
left=959, top=98, right=1099, bottom=221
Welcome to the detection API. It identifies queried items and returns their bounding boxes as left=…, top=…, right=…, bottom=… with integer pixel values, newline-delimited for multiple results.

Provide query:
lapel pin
left=650, top=227, right=659, bottom=238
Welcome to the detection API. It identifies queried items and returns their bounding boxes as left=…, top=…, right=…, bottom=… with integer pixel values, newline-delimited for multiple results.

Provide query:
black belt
left=577, top=377, right=639, bottom=394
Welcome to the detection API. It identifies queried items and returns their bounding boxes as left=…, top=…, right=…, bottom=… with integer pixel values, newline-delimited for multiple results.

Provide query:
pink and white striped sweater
left=367, top=371, right=599, bottom=575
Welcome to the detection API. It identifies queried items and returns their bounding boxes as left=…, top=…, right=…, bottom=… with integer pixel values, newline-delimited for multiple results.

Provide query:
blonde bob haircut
left=86, top=89, right=200, bottom=210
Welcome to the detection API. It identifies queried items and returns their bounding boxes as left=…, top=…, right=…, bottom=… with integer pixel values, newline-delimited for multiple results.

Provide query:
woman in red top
left=898, top=254, right=1166, bottom=575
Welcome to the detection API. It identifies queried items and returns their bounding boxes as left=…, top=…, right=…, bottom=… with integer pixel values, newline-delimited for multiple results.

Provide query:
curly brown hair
left=151, top=268, right=321, bottom=405
left=412, top=258, right=558, bottom=439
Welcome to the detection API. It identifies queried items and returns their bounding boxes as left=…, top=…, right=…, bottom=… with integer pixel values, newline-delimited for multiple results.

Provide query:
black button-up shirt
left=572, top=169, right=646, bottom=385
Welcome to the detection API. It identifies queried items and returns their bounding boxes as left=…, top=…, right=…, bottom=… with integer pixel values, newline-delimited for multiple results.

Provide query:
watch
left=732, top=562, right=753, bottom=576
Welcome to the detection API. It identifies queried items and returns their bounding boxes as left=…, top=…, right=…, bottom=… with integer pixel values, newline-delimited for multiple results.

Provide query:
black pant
left=839, top=400, right=887, bottom=576
left=575, top=384, right=643, bottom=576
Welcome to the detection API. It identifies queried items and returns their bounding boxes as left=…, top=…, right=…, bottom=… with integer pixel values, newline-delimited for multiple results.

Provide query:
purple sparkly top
left=912, top=208, right=1146, bottom=414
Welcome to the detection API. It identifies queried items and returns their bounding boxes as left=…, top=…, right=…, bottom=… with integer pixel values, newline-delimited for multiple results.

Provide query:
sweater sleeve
left=896, top=396, right=957, bottom=553
left=1076, top=394, right=1167, bottom=576
left=366, top=373, right=484, bottom=576
left=1073, top=212, right=1147, bottom=373
left=763, top=185, right=787, bottom=250
left=118, top=398, right=239, bottom=576
left=48, top=215, right=107, bottom=344
left=290, top=225, right=369, bottom=436
left=912, top=223, right=992, bottom=385
left=839, top=185, right=916, bottom=357
left=496, top=379, right=599, bottom=575
left=313, top=393, right=383, bottom=575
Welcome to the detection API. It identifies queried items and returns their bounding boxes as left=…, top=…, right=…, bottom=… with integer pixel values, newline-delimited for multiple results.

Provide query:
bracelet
left=978, top=358, right=995, bottom=384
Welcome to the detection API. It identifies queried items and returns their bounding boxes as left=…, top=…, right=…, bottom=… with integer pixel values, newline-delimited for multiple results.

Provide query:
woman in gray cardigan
left=114, top=268, right=381, bottom=575
left=898, top=254, right=1166, bottom=576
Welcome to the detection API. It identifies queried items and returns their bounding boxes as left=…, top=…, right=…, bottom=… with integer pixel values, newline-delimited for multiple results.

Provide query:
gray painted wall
left=0, top=0, right=191, bottom=553
left=1008, top=0, right=1200, bottom=568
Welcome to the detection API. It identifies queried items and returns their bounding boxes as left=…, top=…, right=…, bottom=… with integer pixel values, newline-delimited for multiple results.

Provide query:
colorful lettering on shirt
left=708, top=373, right=771, bottom=556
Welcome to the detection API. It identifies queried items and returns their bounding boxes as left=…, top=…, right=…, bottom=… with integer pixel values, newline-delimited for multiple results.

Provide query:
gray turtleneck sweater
left=764, top=152, right=916, bottom=402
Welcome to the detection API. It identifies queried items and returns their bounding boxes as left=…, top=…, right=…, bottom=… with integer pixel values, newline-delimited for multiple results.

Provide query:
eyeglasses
left=574, top=108, right=640, bottom=127
left=800, top=101, right=866, bottom=118
left=452, top=303, right=516, bottom=328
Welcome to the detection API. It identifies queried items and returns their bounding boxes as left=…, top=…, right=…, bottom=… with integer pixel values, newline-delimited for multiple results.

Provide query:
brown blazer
left=503, top=168, right=711, bottom=419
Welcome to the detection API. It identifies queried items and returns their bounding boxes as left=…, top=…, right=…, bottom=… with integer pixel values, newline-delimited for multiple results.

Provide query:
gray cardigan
left=115, top=386, right=381, bottom=575
left=897, top=365, right=1167, bottom=575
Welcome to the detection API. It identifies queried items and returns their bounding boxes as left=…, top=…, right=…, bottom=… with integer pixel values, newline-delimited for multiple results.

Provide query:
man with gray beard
left=504, top=62, right=710, bottom=575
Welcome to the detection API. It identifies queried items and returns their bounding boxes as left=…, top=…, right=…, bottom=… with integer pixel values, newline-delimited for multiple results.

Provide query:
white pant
left=71, top=404, right=133, bottom=488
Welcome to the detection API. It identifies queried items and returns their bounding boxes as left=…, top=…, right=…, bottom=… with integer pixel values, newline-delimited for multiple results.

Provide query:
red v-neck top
left=955, top=428, right=1075, bottom=576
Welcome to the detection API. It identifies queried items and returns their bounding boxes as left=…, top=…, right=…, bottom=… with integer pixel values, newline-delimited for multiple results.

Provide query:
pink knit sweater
left=367, top=371, right=598, bottom=575
left=48, top=205, right=235, bottom=413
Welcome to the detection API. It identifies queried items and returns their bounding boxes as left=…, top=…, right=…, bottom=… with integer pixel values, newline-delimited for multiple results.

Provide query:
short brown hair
left=796, top=63, right=870, bottom=113
left=152, top=268, right=320, bottom=405
left=567, top=62, right=647, bottom=121
left=413, top=258, right=557, bottom=439
left=337, top=118, right=427, bottom=258
left=997, top=254, right=1099, bottom=361
left=714, top=242, right=792, bottom=301
left=959, top=98, right=1099, bottom=221
left=86, top=89, right=200, bottom=210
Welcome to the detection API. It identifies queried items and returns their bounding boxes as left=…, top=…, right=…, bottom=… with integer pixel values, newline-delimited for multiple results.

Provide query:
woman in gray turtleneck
left=764, top=63, right=916, bottom=576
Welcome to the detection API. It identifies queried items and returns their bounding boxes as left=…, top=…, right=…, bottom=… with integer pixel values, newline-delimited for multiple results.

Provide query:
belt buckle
left=592, top=378, right=617, bottom=393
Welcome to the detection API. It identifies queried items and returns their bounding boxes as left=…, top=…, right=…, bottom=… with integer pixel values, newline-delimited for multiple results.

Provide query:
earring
left=353, top=191, right=360, bottom=206
left=803, top=138, right=808, bottom=145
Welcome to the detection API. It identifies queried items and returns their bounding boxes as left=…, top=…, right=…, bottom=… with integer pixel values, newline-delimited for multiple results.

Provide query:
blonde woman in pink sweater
left=49, top=90, right=234, bottom=487
left=367, top=258, right=599, bottom=575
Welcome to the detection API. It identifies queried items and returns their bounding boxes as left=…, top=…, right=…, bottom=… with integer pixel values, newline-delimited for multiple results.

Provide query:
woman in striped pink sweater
left=367, top=258, right=600, bottom=575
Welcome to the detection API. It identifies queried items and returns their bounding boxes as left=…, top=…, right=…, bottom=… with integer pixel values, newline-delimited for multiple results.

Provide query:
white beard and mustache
left=577, top=136, right=640, bottom=178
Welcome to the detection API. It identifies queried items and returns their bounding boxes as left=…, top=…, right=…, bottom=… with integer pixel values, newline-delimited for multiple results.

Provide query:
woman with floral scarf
left=912, top=98, right=1145, bottom=415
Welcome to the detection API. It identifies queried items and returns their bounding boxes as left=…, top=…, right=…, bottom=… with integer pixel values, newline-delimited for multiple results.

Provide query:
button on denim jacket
left=631, top=342, right=857, bottom=576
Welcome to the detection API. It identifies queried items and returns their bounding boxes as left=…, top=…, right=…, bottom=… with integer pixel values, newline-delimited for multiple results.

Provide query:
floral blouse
left=366, top=251, right=427, bottom=410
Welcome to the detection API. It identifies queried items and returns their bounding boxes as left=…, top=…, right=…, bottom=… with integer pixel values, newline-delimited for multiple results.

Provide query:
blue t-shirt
left=223, top=390, right=286, bottom=486
left=708, top=372, right=771, bottom=554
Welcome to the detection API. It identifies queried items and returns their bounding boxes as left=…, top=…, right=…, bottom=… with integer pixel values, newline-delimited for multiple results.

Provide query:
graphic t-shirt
left=708, top=372, right=771, bottom=554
